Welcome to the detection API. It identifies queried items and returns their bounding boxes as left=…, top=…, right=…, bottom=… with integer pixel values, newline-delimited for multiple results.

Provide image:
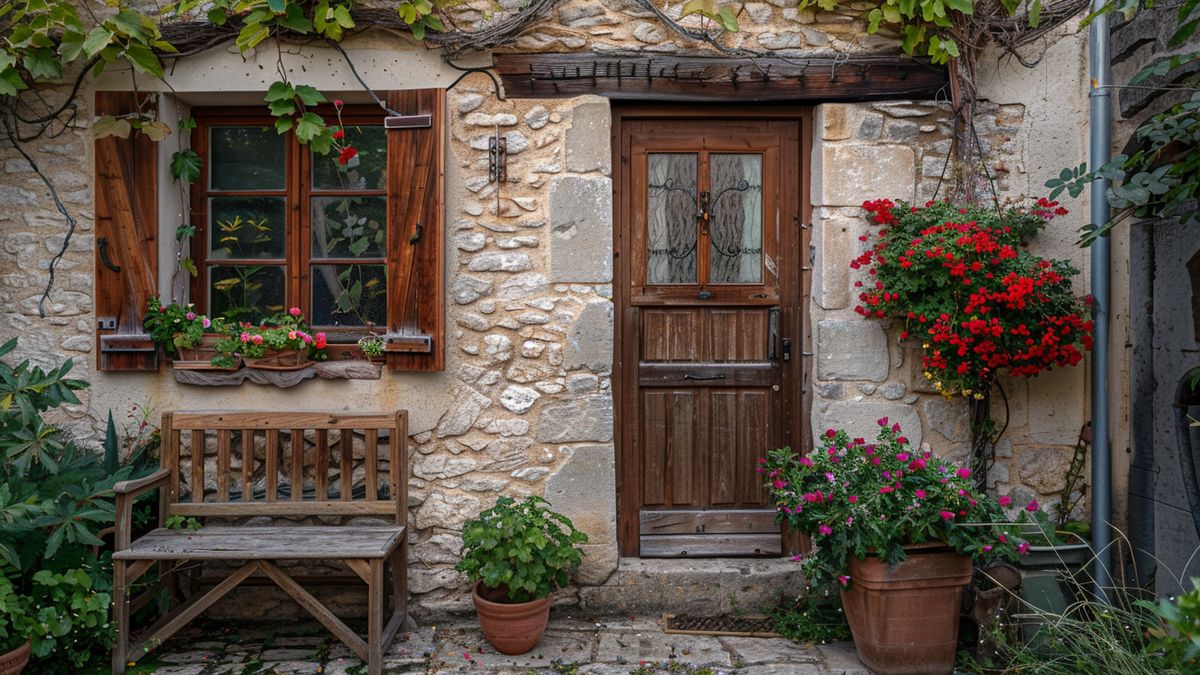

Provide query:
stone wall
left=0, top=4, right=1095, bottom=618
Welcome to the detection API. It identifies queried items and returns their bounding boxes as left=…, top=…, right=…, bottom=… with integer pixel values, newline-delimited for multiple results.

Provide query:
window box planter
left=242, top=348, right=310, bottom=371
left=0, top=640, right=29, bottom=675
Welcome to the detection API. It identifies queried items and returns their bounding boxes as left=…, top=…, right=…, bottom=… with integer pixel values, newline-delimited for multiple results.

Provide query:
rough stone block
left=537, top=394, right=614, bottom=443
left=815, top=319, right=889, bottom=381
left=812, top=217, right=853, bottom=309
left=549, top=176, right=613, bottom=283
left=923, top=396, right=970, bottom=444
left=544, top=443, right=617, bottom=544
left=566, top=97, right=611, bottom=174
left=819, top=144, right=915, bottom=206
left=1027, top=366, right=1085, bottom=445
left=564, top=298, right=613, bottom=372
left=820, top=104, right=853, bottom=140
left=812, top=400, right=922, bottom=449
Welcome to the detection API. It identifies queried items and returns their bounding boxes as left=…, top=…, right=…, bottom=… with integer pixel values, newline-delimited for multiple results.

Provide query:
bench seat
left=113, top=525, right=405, bottom=561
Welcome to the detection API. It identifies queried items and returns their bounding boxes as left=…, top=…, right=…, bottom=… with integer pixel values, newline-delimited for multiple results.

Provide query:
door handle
left=768, top=307, right=780, bottom=360
left=683, top=373, right=726, bottom=381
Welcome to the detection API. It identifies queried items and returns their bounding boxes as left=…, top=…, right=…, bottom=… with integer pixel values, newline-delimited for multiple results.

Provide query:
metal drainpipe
left=1089, top=0, right=1113, bottom=599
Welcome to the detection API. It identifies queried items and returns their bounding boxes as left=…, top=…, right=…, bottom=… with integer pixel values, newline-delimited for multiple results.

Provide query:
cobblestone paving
left=139, top=615, right=869, bottom=674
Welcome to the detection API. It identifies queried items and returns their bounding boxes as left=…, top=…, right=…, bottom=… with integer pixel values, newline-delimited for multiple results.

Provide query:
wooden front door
left=615, top=111, right=809, bottom=557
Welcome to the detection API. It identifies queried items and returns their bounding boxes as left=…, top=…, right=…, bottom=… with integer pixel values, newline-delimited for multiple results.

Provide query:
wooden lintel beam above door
left=493, top=52, right=949, bottom=102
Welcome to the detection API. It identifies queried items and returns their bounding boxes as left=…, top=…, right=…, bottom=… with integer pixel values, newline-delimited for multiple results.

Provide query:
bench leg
left=368, top=558, right=384, bottom=675
left=391, top=537, right=407, bottom=623
left=112, top=559, right=129, bottom=674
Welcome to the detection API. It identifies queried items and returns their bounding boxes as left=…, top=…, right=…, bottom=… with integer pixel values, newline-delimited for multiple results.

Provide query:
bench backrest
left=162, top=411, right=407, bottom=525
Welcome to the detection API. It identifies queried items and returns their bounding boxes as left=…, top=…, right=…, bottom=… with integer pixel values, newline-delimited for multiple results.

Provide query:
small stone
left=451, top=276, right=493, bottom=304
left=880, top=383, right=906, bottom=400
left=903, top=393, right=919, bottom=404
left=758, top=32, right=803, bottom=49
left=457, top=93, right=484, bottom=113
left=516, top=311, right=551, bottom=325
left=512, top=466, right=551, bottom=482
left=467, top=252, right=532, bottom=272
left=633, top=22, right=666, bottom=44
left=499, top=385, right=541, bottom=413
left=484, top=418, right=529, bottom=436
left=454, top=231, right=486, bottom=252
left=482, top=334, right=512, bottom=364
left=815, top=382, right=844, bottom=399
left=567, top=373, right=599, bottom=393
left=858, top=383, right=877, bottom=395
left=465, top=112, right=518, bottom=127
left=525, top=106, right=550, bottom=129
left=521, top=340, right=546, bottom=358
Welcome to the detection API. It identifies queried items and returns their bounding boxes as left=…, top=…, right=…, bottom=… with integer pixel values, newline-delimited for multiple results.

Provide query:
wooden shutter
left=94, top=92, right=159, bottom=371
left=383, top=89, right=445, bottom=371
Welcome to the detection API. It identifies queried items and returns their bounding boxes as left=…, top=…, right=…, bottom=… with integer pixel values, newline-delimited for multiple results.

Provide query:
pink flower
left=818, top=524, right=833, bottom=536
left=848, top=495, right=858, bottom=504
left=845, top=516, right=853, bottom=525
left=915, top=489, right=927, bottom=499
left=289, top=307, right=302, bottom=317
left=824, top=472, right=836, bottom=483
left=1017, top=542, right=1030, bottom=555
left=252, top=335, right=263, bottom=345
left=804, top=493, right=820, bottom=503
left=999, top=495, right=1013, bottom=507
left=202, top=317, right=211, bottom=328
left=288, top=331, right=297, bottom=340
left=982, top=545, right=993, bottom=552
left=939, top=510, right=955, bottom=520
left=240, top=332, right=250, bottom=342
left=871, top=456, right=881, bottom=465
left=877, top=416, right=889, bottom=427
left=956, top=468, right=971, bottom=480
left=838, top=575, right=851, bottom=587
left=879, top=486, right=894, bottom=494
left=799, top=457, right=813, bottom=467
left=333, top=99, right=345, bottom=110
left=186, top=312, right=196, bottom=321
left=891, top=423, right=901, bottom=433
left=897, top=436, right=909, bottom=444
left=825, top=428, right=836, bottom=439
left=1026, top=499, right=1039, bottom=512
left=773, top=478, right=787, bottom=490
left=895, top=452, right=910, bottom=462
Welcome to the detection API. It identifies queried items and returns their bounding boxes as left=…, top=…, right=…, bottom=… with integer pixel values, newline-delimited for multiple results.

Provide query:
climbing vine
left=1, top=0, right=1086, bottom=311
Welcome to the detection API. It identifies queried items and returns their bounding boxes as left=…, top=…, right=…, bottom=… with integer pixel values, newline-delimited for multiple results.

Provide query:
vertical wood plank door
left=616, top=114, right=807, bottom=557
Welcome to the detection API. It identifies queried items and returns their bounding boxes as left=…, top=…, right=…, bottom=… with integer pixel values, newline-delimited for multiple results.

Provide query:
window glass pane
left=313, top=126, right=386, bottom=191
left=210, top=126, right=285, bottom=191
left=708, top=153, right=763, bottom=285
left=210, top=197, right=286, bottom=260
left=311, top=196, right=387, bottom=259
left=647, top=153, right=698, bottom=285
left=311, top=264, right=387, bottom=328
left=209, top=265, right=286, bottom=324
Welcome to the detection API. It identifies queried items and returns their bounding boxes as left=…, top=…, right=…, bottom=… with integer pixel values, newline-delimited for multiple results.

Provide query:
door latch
left=697, top=191, right=710, bottom=236
left=782, top=337, right=792, bottom=361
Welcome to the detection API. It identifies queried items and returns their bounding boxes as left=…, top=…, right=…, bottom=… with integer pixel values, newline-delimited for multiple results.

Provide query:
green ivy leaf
left=170, top=148, right=201, bottom=182
left=278, top=4, right=313, bottom=33
left=294, top=111, right=326, bottom=143
left=265, top=80, right=294, bottom=102
left=93, top=115, right=132, bottom=139
left=274, top=116, right=294, bottom=134
left=236, top=22, right=271, bottom=51
left=123, top=42, right=162, bottom=77
left=81, top=27, right=114, bottom=58
left=268, top=98, right=297, bottom=116
left=180, top=257, right=198, bottom=276
left=24, top=47, right=62, bottom=80
left=293, top=84, right=325, bottom=106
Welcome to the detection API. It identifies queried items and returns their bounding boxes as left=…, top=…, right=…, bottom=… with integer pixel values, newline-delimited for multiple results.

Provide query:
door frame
left=612, top=105, right=814, bottom=556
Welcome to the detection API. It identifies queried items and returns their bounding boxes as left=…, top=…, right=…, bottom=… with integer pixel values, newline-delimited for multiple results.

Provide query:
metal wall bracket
left=488, top=135, right=507, bottom=183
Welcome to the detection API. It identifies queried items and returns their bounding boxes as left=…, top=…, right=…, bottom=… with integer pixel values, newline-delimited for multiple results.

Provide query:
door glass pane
left=709, top=154, right=763, bottom=284
left=209, top=197, right=286, bottom=259
left=311, top=264, right=387, bottom=328
left=209, top=265, right=286, bottom=323
left=647, top=153, right=697, bottom=285
left=313, top=126, right=387, bottom=191
left=311, top=196, right=387, bottom=259
left=210, top=126, right=285, bottom=191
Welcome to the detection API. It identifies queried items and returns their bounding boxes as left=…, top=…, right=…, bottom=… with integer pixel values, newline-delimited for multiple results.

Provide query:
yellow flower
left=974, top=392, right=986, bottom=400
left=923, top=370, right=933, bottom=380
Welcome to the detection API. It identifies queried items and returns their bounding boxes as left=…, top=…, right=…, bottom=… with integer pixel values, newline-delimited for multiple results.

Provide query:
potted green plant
left=213, top=307, right=328, bottom=370
left=0, top=338, right=149, bottom=671
left=144, top=297, right=231, bottom=368
left=357, top=335, right=385, bottom=363
left=455, top=496, right=588, bottom=655
left=763, top=419, right=1029, bottom=674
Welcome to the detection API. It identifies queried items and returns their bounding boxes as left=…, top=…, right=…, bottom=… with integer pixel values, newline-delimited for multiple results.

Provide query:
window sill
left=173, top=360, right=382, bottom=387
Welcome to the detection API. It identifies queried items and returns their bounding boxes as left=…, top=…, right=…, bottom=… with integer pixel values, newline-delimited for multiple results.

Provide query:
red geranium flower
left=337, top=146, right=358, bottom=165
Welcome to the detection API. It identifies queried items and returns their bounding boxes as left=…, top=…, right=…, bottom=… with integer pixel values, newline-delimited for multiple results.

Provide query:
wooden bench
left=112, top=411, right=409, bottom=675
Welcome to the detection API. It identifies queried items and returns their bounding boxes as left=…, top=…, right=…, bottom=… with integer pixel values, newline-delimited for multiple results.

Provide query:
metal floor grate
left=662, top=613, right=781, bottom=638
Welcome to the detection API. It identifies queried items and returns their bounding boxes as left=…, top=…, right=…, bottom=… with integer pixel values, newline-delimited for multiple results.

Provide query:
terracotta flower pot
left=0, top=640, right=30, bottom=675
left=471, top=582, right=551, bottom=655
left=840, top=544, right=973, bottom=675
left=243, top=348, right=309, bottom=371
left=175, top=333, right=223, bottom=362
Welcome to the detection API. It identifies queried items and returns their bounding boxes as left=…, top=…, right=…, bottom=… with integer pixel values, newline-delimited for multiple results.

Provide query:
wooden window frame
left=189, top=104, right=389, bottom=353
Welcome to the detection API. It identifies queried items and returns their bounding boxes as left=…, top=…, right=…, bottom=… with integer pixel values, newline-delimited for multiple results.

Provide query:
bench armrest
left=114, top=469, right=170, bottom=551
left=114, top=469, right=170, bottom=496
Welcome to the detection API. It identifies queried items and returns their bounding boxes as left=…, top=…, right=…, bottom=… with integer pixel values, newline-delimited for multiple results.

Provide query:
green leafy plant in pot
left=0, top=338, right=155, bottom=672
left=455, top=495, right=587, bottom=655
left=763, top=419, right=1033, bottom=675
